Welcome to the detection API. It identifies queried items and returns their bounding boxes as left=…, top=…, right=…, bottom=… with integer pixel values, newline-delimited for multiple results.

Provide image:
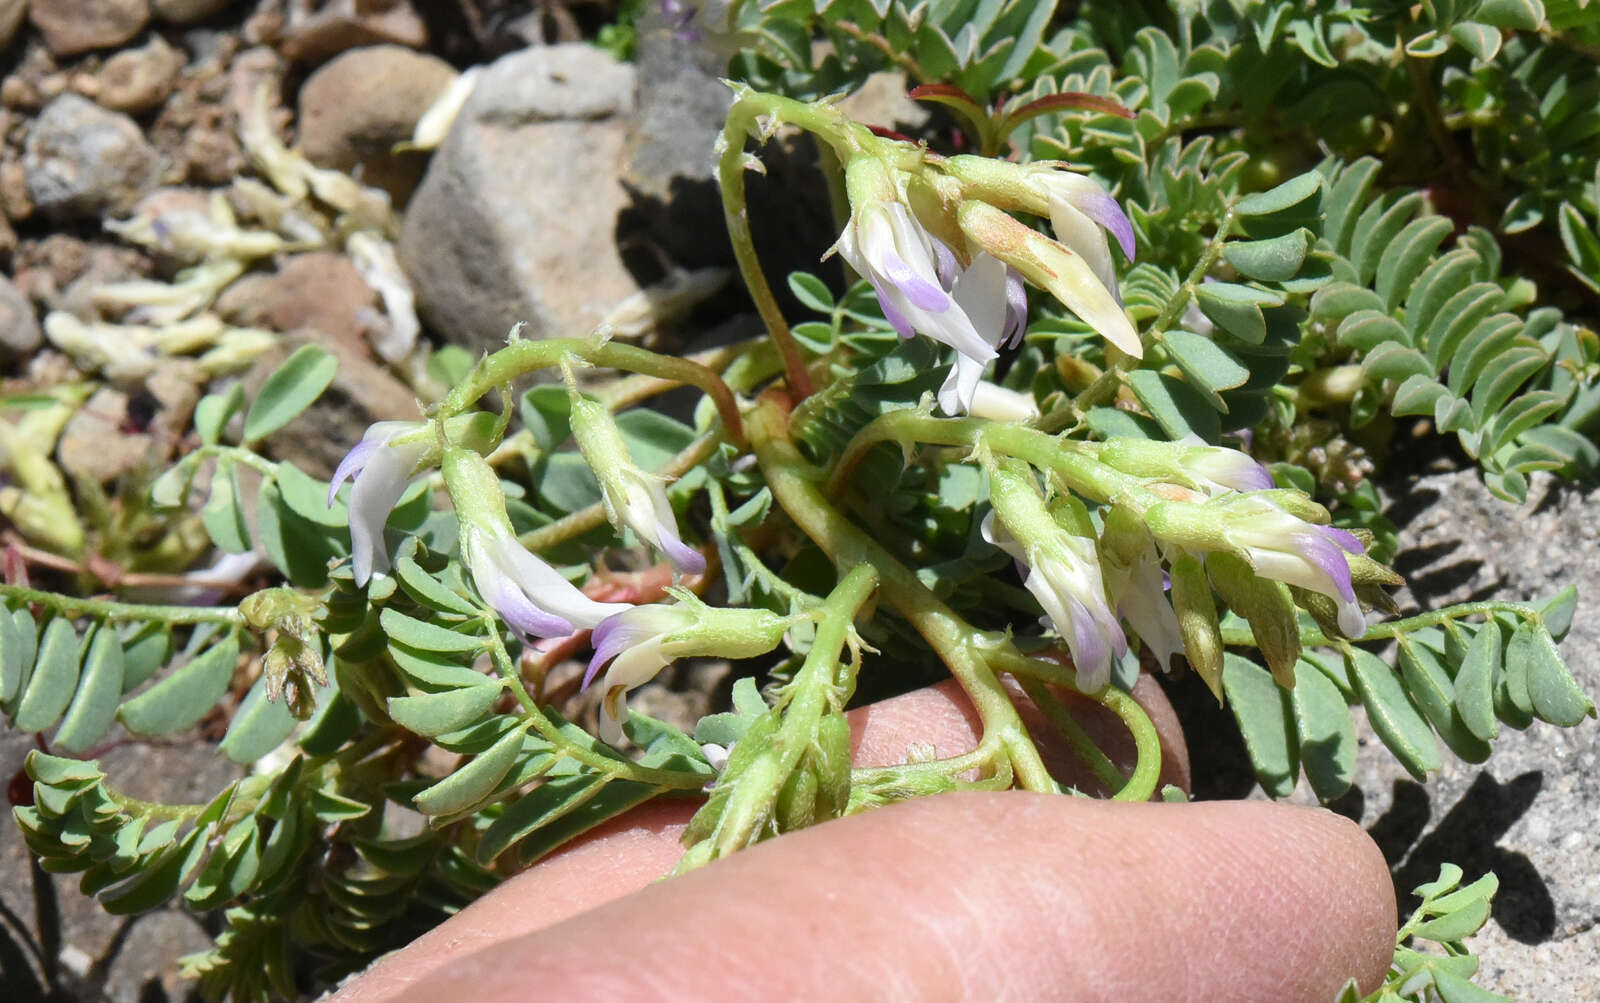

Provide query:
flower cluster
left=831, top=153, right=1136, bottom=416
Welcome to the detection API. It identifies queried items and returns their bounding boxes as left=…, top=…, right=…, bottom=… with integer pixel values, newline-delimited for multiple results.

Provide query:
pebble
left=296, top=44, right=456, bottom=201
left=279, top=0, right=427, bottom=67
left=28, top=0, right=151, bottom=57
left=91, top=32, right=186, bottom=114
left=260, top=252, right=379, bottom=348
left=23, top=93, right=162, bottom=218
left=0, top=272, right=42, bottom=359
left=152, top=0, right=232, bottom=23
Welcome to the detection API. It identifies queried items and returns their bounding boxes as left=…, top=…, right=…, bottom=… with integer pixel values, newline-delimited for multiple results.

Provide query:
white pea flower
left=329, top=421, right=430, bottom=586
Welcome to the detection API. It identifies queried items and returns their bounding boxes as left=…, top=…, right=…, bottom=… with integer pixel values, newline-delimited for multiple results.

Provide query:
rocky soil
left=0, top=1, right=1592, bottom=1001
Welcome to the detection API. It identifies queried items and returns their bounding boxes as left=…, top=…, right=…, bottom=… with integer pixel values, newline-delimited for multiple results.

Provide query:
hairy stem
left=0, top=585, right=245, bottom=626
left=748, top=397, right=1058, bottom=793
left=434, top=337, right=743, bottom=445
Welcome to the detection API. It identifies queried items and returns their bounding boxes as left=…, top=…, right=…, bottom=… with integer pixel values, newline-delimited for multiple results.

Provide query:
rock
left=28, top=0, right=151, bottom=57
left=399, top=44, right=643, bottom=354
left=259, top=252, right=378, bottom=347
left=243, top=330, right=420, bottom=478
left=0, top=157, right=30, bottom=220
left=91, top=32, right=186, bottom=114
left=296, top=44, right=455, bottom=201
left=0, top=0, right=26, bottom=53
left=57, top=387, right=157, bottom=483
left=280, top=0, right=427, bottom=67
left=23, top=94, right=162, bottom=218
left=152, top=0, right=231, bottom=23
left=0, top=273, right=42, bottom=358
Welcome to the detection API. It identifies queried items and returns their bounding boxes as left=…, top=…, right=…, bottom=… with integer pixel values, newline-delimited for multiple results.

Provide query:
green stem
left=1015, top=676, right=1124, bottom=794
left=991, top=650, right=1162, bottom=802
left=0, top=585, right=245, bottom=626
left=748, top=398, right=1058, bottom=793
left=1219, top=600, right=1542, bottom=649
left=434, top=337, right=743, bottom=445
left=516, top=431, right=722, bottom=553
left=483, top=628, right=706, bottom=790
left=1037, top=206, right=1238, bottom=434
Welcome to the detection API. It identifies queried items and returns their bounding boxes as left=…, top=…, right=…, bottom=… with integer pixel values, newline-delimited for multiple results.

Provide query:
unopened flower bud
left=957, top=200, right=1140, bottom=358
left=1169, top=553, right=1224, bottom=703
left=1206, top=552, right=1301, bottom=687
left=1097, top=438, right=1273, bottom=495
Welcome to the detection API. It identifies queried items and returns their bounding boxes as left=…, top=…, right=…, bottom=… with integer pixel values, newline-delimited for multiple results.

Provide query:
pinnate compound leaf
left=119, top=634, right=240, bottom=736
left=243, top=344, right=338, bottom=442
left=1222, top=654, right=1298, bottom=798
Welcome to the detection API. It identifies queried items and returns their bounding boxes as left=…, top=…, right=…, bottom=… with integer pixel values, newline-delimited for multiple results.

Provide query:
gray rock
left=0, top=272, right=40, bottom=358
left=23, top=94, right=162, bottom=218
left=28, top=0, right=150, bottom=57
left=296, top=44, right=456, bottom=202
left=399, top=44, right=643, bottom=354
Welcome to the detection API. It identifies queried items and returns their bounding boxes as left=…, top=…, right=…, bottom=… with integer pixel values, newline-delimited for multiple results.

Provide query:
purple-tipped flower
left=1106, top=545, right=1184, bottom=672
left=569, top=396, right=705, bottom=575
left=1028, top=168, right=1136, bottom=304
left=442, top=447, right=629, bottom=644
left=1228, top=507, right=1368, bottom=638
left=1098, top=438, right=1274, bottom=497
left=585, top=597, right=792, bottom=744
left=1145, top=494, right=1370, bottom=639
left=983, top=511, right=1126, bottom=692
left=329, top=421, right=429, bottom=586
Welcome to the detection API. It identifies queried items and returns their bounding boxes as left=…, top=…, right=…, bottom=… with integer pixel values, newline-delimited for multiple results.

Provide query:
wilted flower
left=443, top=447, right=630, bottom=643
left=569, top=396, right=706, bottom=574
left=585, top=597, right=792, bottom=743
left=330, top=421, right=430, bottom=586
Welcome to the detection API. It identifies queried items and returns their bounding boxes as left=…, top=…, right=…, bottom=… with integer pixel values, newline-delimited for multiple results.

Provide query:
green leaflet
left=243, top=344, right=338, bottom=442
left=1289, top=657, right=1356, bottom=801
left=119, top=634, right=240, bottom=737
left=54, top=626, right=124, bottom=755
left=14, top=618, right=83, bottom=734
left=388, top=684, right=502, bottom=737
left=1348, top=646, right=1443, bottom=781
left=1222, top=654, right=1298, bottom=798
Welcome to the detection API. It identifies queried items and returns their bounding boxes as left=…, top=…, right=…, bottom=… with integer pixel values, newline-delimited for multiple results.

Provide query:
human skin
left=335, top=677, right=1395, bottom=1002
